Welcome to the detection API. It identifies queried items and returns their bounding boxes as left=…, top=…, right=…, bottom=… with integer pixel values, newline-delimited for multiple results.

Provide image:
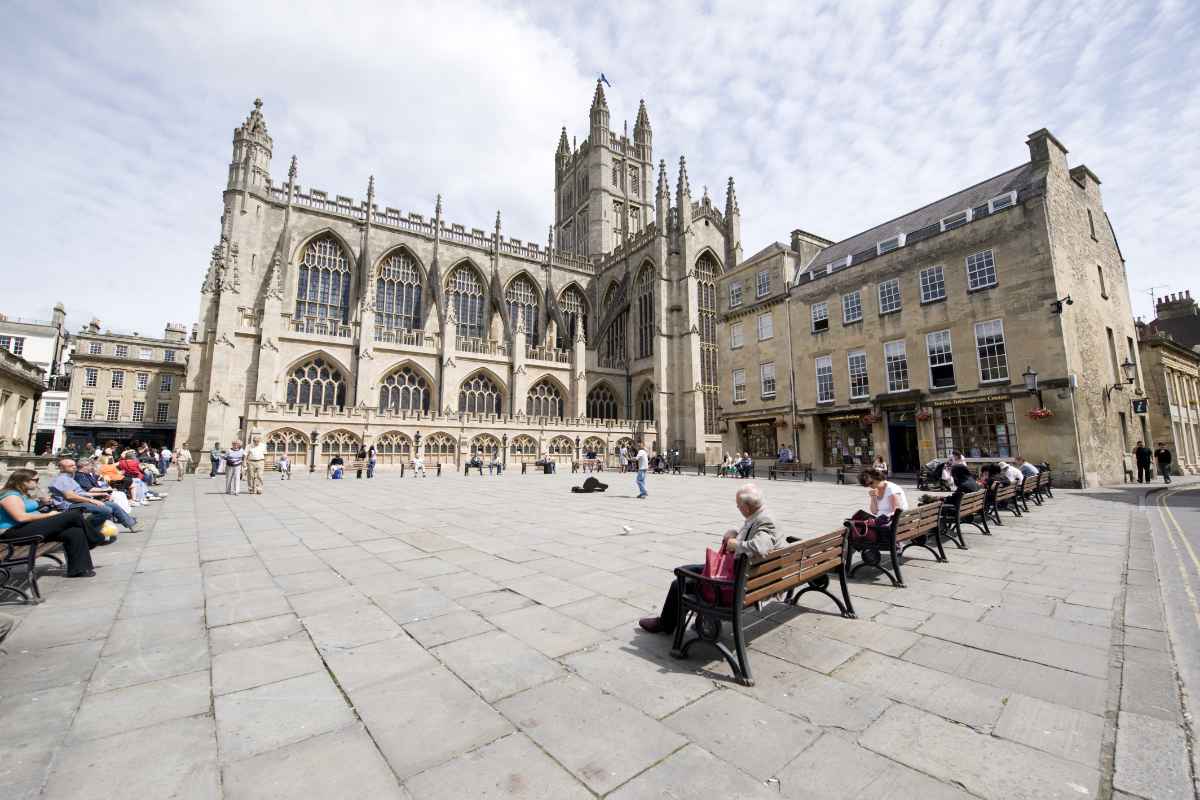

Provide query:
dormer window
left=824, top=255, right=850, bottom=274
left=939, top=210, right=972, bottom=232
left=876, top=234, right=905, bottom=255
left=988, top=191, right=1017, bottom=213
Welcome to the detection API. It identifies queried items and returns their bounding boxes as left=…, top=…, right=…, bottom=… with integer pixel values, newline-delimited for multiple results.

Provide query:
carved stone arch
left=373, top=430, right=413, bottom=464
left=372, top=244, right=428, bottom=280
left=283, top=352, right=351, bottom=409
left=582, top=436, right=607, bottom=456
left=635, top=380, right=656, bottom=422
left=526, top=374, right=568, bottom=419
left=510, top=434, right=539, bottom=457
left=376, top=360, right=435, bottom=414
left=421, top=431, right=457, bottom=464
left=264, top=427, right=310, bottom=465
left=586, top=380, right=621, bottom=420
left=693, top=247, right=725, bottom=276
left=374, top=245, right=427, bottom=333
left=291, top=227, right=358, bottom=265
left=457, top=367, right=506, bottom=416
left=547, top=435, right=574, bottom=456
left=444, top=259, right=488, bottom=339
left=503, top=270, right=542, bottom=343
left=319, top=429, right=361, bottom=460
left=556, top=282, right=590, bottom=347
left=293, top=230, right=357, bottom=324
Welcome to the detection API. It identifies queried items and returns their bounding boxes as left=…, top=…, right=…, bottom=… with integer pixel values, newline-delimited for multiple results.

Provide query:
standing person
left=174, top=445, right=192, bottom=480
left=158, top=445, right=172, bottom=476
left=1155, top=442, right=1173, bottom=484
left=1133, top=441, right=1153, bottom=483
left=618, top=446, right=628, bottom=473
left=0, top=469, right=96, bottom=578
left=635, top=441, right=649, bottom=499
left=278, top=453, right=292, bottom=480
left=224, top=440, right=246, bottom=495
left=210, top=442, right=221, bottom=478
left=245, top=435, right=267, bottom=494
left=367, top=446, right=377, bottom=479
left=355, top=446, right=368, bottom=479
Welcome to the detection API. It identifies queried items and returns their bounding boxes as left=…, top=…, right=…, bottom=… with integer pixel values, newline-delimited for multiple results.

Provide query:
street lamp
left=309, top=428, right=319, bottom=473
left=574, top=435, right=581, bottom=460
left=1022, top=366, right=1043, bottom=409
left=501, top=432, right=508, bottom=468
left=1104, top=358, right=1138, bottom=401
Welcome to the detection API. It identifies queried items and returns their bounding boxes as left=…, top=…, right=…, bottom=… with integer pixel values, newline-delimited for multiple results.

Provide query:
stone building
left=718, top=129, right=1144, bottom=487
left=0, top=347, right=44, bottom=454
left=0, top=303, right=71, bottom=453
left=177, top=86, right=739, bottom=468
left=63, top=321, right=189, bottom=450
left=1137, top=292, right=1200, bottom=474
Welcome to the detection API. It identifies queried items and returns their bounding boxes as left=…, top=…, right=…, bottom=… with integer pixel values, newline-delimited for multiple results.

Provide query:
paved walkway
left=0, top=470, right=1189, bottom=798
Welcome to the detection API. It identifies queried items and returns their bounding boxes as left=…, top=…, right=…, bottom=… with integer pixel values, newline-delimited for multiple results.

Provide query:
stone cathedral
left=176, top=82, right=741, bottom=468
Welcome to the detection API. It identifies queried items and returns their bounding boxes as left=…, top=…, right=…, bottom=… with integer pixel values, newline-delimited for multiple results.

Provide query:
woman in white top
left=872, top=455, right=888, bottom=475
left=859, top=467, right=909, bottom=519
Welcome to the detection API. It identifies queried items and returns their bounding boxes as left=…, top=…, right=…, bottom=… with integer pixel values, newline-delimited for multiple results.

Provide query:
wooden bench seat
left=987, top=482, right=1022, bottom=524
left=0, top=535, right=65, bottom=603
left=836, top=464, right=867, bottom=485
left=670, top=528, right=854, bottom=686
left=769, top=462, right=813, bottom=481
left=939, top=489, right=990, bottom=549
left=848, top=502, right=945, bottom=588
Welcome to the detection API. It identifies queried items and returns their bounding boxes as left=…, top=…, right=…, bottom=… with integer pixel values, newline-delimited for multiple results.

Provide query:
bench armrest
left=673, top=564, right=734, bottom=590
left=1, top=534, right=47, bottom=557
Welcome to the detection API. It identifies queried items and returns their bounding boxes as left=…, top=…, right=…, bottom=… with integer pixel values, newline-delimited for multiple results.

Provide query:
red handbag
left=700, top=547, right=736, bottom=605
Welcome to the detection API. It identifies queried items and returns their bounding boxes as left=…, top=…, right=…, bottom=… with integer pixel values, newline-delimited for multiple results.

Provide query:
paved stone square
left=0, top=470, right=1189, bottom=798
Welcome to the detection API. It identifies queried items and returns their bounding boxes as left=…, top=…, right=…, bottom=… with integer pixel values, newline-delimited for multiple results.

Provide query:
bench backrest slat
left=744, top=529, right=844, bottom=606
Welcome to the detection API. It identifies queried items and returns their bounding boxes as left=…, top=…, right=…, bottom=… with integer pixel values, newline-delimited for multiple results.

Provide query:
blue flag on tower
left=599, top=73, right=611, bottom=87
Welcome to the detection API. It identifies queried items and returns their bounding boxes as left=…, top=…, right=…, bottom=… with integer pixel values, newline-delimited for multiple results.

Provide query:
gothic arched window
left=696, top=252, right=721, bottom=434
left=320, top=429, right=360, bottom=458
left=447, top=264, right=484, bottom=339
left=548, top=435, right=573, bottom=455
left=510, top=434, right=538, bottom=456
left=557, top=285, right=588, bottom=349
left=376, top=250, right=422, bottom=331
left=635, top=265, right=654, bottom=359
left=459, top=372, right=503, bottom=415
left=378, top=364, right=431, bottom=413
left=471, top=434, right=501, bottom=457
left=527, top=378, right=564, bottom=418
left=265, top=428, right=309, bottom=465
left=637, top=383, right=655, bottom=422
left=296, top=236, right=351, bottom=322
left=374, top=431, right=412, bottom=464
left=505, top=275, right=540, bottom=343
left=587, top=384, right=618, bottom=420
left=582, top=436, right=606, bottom=456
left=600, top=282, right=627, bottom=367
left=422, top=432, right=456, bottom=464
left=286, top=356, right=347, bottom=409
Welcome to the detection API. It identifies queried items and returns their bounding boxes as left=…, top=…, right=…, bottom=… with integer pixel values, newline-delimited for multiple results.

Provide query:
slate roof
left=805, top=162, right=1036, bottom=274
left=1146, top=316, right=1200, bottom=350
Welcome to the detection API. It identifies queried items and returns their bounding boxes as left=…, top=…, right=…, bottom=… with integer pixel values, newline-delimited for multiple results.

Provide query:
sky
left=1, top=0, right=1198, bottom=335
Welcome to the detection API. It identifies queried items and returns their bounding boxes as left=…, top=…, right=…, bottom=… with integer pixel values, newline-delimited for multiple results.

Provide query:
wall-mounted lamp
left=1022, top=366, right=1043, bottom=408
left=1103, top=358, right=1137, bottom=401
left=1050, top=295, right=1073, bottom=314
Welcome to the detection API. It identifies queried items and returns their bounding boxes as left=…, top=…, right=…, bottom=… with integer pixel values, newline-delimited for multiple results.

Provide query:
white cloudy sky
left=1, top=0, right=1197, bottom=334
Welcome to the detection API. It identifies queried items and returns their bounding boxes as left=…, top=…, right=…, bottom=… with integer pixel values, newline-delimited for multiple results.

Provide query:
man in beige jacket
left=245, top=435, right=267, bottom=495
left=639, top=483, right=779, bottom=634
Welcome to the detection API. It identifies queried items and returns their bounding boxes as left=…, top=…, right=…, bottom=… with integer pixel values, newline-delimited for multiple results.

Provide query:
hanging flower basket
left=915, top=409, right=932, bottom=422
left=861, top=413, right=881, bottom=425
left=1027, top=407, right=1054, bottom=420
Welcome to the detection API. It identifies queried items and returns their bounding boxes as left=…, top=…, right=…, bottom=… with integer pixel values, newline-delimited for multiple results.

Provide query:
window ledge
left=978, top=378, right=1010, bottom=386
left=811, top=329, right=829, bottom=335
left=843, top=319, right=863, bottom=327
left=879, top=308, right=902, bottom=317
left=761, top=394, right=777, bottom=401
left=929, top=385, right=957, bottom=393
left=967, top=283, right=998, bottom=295
left=817, top=400, right=836, bottom=406
left=920, top=297, right=947, bottom=306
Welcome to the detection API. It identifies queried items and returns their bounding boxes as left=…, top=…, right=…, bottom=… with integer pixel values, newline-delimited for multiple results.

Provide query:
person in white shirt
left=998, top=461, right=1024, bottom=485
left=635, top=443, right=649, bottom=498
left=860, top=467, right=908, bottom=519
left=411, top=454, right=427, bottom=477
left=277, top=453, right=291, bottom=480
left=174, top=445, right=192, bottom=480
left=245, top=435, right=268, bottom=494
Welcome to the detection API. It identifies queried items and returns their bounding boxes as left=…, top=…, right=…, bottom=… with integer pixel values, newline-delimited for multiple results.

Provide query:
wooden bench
left=670, top=528, right=854, bottom=686
left=0, top=535, right=65, bottom=603
left=939, top=489, right=990, bottom=549
left=521, top=461, right=555, bottom=475
left=769, top=462, right=813, bottom=481
left=986, top=482, right=1022, bottom=525
left=848, top=502, right=945, bottom=587
left=836, top=464, right=866, bottom=485
left=399, top=462, right=442, bottom=477
left=1033, top=471, right=1053, bottom=502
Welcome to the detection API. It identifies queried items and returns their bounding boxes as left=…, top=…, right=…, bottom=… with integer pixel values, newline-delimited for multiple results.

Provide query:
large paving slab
left=0, top=472, right=1188, bottom=797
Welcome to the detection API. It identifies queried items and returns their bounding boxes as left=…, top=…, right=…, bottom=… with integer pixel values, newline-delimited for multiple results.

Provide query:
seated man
left=534, top=457, right=556, bottom=474
left=738, top=453, right=755, bottom=479
left=639, top=484, right=779, bottom=634
left=1013, top=456, right=1039, bottom=478
left=467, top=454, right=484, bottom=474
left=50, top=458, right=140, bottom=533
left=411, top=454, right=427, bottom=477
left=327, top=454, right=345, bottom=479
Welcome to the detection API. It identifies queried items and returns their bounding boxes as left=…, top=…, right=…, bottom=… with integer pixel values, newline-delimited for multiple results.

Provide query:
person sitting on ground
left=277, top=453, right=292, bottom=479
left=639, top=483, right=779, bottom=634
left=859, top=466, right=909, bottom=520
left=570, top=476, right=609, bottom=493
left=327, top=454, right=345, bottom=479
left=1013, top=456, right=1039, bottom=478
left=0, top=469, right=97, bottom=578
left=50, top=458, right=140, bottom=533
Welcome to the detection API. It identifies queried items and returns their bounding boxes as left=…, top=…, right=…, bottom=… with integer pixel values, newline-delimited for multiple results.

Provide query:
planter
left=1027, top=408, right=1054, bottom=420
left=915, top=409, right=931, bottom=422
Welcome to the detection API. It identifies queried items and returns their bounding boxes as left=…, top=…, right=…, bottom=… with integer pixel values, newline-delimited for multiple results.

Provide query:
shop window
left=823, top=417, right=875, bottom=466
left=934, top=400, right=1016, bottom=459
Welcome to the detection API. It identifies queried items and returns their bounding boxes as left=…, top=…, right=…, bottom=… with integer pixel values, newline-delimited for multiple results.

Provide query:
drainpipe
left=784, top=284, right=799, bottom=452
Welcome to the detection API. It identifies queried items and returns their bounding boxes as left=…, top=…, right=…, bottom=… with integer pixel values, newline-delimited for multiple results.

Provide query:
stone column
left=571, top=326, right=587, bottom=418
left=511, top=318, right=528, bottom=418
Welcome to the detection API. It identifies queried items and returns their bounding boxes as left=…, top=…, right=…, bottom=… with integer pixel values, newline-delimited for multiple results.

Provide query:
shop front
left=819, top=412, right=876, bottom=467
left=927, top=394, right=1017, bottom=460
left=736, top=418, right=780, bottom=459
left=883, top=405, right=920, bottom=474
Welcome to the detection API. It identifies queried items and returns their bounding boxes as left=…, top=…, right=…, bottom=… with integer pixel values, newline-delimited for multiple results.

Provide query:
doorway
left=887, top=408, right=919, bottom=474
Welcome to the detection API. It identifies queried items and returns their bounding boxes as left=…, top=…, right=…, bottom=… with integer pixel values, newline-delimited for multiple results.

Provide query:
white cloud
left=0, top=0, right=1196, bottom=331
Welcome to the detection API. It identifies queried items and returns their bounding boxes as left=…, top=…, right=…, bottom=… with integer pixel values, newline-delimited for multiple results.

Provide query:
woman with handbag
left=0, top=469, right=96, bottom=578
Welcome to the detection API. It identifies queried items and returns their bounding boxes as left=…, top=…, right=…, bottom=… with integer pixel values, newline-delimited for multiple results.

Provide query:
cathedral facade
left=176, top=83, right=739, bottom=468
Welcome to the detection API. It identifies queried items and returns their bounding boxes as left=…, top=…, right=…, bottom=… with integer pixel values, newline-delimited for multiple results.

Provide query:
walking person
left=174, top=445, right=192, bottom=480
left=245, top=435, right=267, bottom=494
left=224, top=440, right=246, bottom=495
left=210, top=442, right=222, bottom=478
left=635, top=441, right=649, bottom=499
left=618, top=445, right=628, bottom=473
left=1155, top=442, right=1173, bottom=484
left=1134, top=440, right=1153, bottom=483
left=278, top=453, right=292, bottom=480
left=367, top=446, right=377, bottom=479
left=355, top=446, right=368, bottom=479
